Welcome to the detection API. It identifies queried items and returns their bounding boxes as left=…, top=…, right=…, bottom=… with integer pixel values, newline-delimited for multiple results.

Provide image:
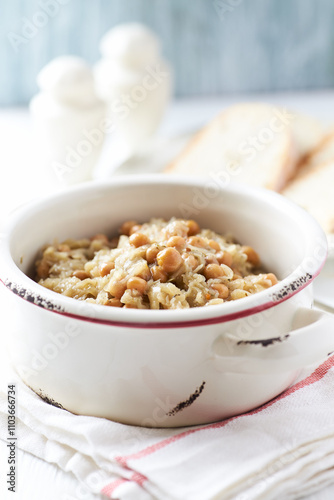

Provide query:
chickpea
left=211, top=283, right=229, bottom=299
left=186, top=220, right=200, bottom=236
left=184, top=254, right=199, bottom=270
left=127, top=277, right=147, bottom=294
left=58, top=244, right=71, bottom=252
left=37, top=261, right=50, bottom=279
left=105, top=298, right=123, bottom=307
left=129, top=232, right=150, bottom=247
left=91, top=233, right=109, bottom=244
left=151, top=265, right=168, bottom=282
left=108, top=280, right=127, bottom=299
left=129, top=224, right=142, bottom=235
left=204, top=263, right=226, bottom=280
left=266, top=273, right=278, bottom=286
left=146, top=245, right=160, bottom=264
left=136, top=263, right=151, bottom=281
left=119, top=220, right=137, bottom=236
left=157, top=247, right=182, bottom=273
left=72, top=270, right=89, bottom=280
left=167, top=236, right=186, bottom=250
left=100, top=262, right=115, bottom=277
left=208, top=240, right=220, bottom=252
left=205, top=254, right=219, bottom=265
left=187, top=236, right=207, bottom=248
left=242, top=246, right=260, bottom=267
left=216, top=251, right=233, bottom=268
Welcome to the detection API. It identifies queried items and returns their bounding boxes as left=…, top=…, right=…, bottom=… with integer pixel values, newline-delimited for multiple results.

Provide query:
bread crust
left=283, top=158, right=334, bottom=192
left=295, top=129, right=334, bottom=177
left=283, top=160, right=334, bottom=234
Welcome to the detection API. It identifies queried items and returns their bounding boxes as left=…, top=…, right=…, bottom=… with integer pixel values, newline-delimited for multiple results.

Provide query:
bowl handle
left=211, top=308, right=334, bottom=374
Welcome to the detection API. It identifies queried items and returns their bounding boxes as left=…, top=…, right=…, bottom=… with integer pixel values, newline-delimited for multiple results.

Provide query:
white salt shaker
left=30, top=56, right=106, bottom=187
left=94, top=23, right=172, bottom=156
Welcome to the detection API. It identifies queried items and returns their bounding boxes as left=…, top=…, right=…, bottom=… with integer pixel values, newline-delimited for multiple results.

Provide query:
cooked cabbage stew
left=35, top=218, right=278, bottom=310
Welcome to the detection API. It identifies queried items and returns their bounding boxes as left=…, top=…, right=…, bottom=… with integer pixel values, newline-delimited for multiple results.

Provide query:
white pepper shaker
left=94, top=23, right=172, bottom=156
left=30, top=56, right=106, bottom=187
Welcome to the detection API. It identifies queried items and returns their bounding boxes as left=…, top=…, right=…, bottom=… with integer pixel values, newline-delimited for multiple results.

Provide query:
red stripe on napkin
left=115, top=356, right=334, bottom=468
left=101, top=477, right=128, bottom=496
left=101, top=356, right=334, bottom=497
left=101, top=472, right=148, bottom=497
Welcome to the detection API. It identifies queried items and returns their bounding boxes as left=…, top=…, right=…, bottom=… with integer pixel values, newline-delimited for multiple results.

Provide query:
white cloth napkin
left=1, top=357, right=334, bottom=500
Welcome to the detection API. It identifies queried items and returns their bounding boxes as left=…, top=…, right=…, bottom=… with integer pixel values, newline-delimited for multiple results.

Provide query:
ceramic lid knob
left=99, top=23, right=160, bottom=68
left=37, top=56, right=99, bottom=107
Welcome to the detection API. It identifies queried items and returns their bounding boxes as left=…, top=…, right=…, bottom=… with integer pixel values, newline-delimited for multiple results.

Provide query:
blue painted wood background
left=1, top=0, right=334, bottom=105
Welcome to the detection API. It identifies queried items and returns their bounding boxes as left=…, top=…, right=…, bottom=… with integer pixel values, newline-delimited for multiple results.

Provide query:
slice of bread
left=283, top=161, right=334, bottom=235
left=289, top=113, right=325, bottom=161
left=165, top=103, right=308, bottom=191
left=301, top=130, right=334, bottom=171
left=284, top=129, right=333, bottom=184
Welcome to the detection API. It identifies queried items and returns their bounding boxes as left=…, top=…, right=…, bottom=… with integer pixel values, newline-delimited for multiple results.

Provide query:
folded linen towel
left=1, top=356, right=334, bottom=500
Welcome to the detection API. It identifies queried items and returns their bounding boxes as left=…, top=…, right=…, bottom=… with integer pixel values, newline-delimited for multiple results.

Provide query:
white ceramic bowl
left=1, top=176, right=334, bottom=427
